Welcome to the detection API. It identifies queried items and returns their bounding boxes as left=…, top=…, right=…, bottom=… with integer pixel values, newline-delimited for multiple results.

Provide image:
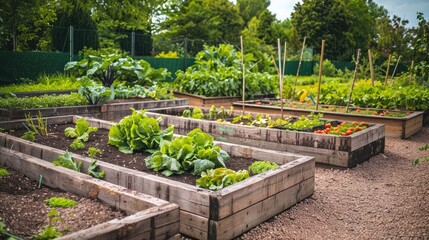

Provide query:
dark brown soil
left=11, top=123, right=255, bottom=186
left=0, top=164, right=125, bottom=239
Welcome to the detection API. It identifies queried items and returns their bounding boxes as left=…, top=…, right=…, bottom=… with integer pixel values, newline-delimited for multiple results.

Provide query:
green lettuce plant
left=108, top=108, right=174, bottom=153
left=64, top=118, right=98, bottom=150
left=145, top=128, right=230, bottom=176
left=249, top=161, right=279, bottom=175
left=196, top=168, right=249, bottom=190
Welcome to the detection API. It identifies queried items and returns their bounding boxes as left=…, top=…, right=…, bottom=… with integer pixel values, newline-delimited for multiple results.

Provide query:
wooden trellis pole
left=368, top=49, right=374, bottom=86
left=409, top=60, right=414, bottom=84
left=278, top=39, right=283, bottom=117
left=390, top=55, right=401, bottom=84
left=315, top=40, right=325, bottom=111
left=384, top=54, right=392, bottom=85
left=281, top=41, right=287, bottom=118
left=346, top=49, right=361, bottom=113
left=241, top=35, right=245, bottom=115
left=292, top=37, right=306, bottom=100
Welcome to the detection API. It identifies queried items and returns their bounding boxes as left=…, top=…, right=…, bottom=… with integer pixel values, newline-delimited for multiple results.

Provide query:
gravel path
left=238, top=127, right=429, bottom=240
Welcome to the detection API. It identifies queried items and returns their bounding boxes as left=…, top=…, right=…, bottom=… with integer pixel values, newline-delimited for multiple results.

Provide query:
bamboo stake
left=368, top=49, right=374, bottom=86
left=277, top=39, right=283, bottom=117
left=281, top=41, right=287, bottom=118
left=390, top=55, right=401, bottom=84
left=384, top=54, right=392, bottom=85
left=315, top=40, right=325, bottom=111
left=271, top=55, right=279, bottom=75
left=292, top=37, right=306, bottom=101
left=409, top=60, right=414, bottom=84
left=346, top=49, right=361, bottom=113
left=241, top=35, right=245, bottom=115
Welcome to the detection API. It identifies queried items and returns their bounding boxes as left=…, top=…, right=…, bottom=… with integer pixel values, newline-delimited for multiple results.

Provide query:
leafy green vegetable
left=108, top=108, right=174, bottom=153
left=88, top=160, right=105, bottom=179
left=87, top=147, right=103, bottom=158
left=52, top=151, right=82, bottom=172
left=65, top=118, right=98, bottom=150
left=21, top=131, right=36, bottom=141
left=70, top=139, right=85, bottom=150
left=44, top=197, right=77, bottom=208
left=33, top=208, right=62, bottom=240
left=208, top=105, right=217, bottom=120
left=77, top=77, right=113, bottom=105
left=191, top=107, right=204, bottom=119
left=249, top=161, right=279, bottom=175
left=145, top=128, right=229, bottom=176
left=0, top=93, right=87, bottom=110
left=0, top=168, right=9, bottom=177
left=182, top=109, right=191, bottom=118
left=284, top=113, right=324, bottom=130
left=196, top=168, right=249, bottom=190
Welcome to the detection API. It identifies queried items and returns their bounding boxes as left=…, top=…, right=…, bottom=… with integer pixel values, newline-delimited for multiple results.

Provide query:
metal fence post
left=69, top=26, right=74, bottom=61
left=131, top=31, right=135, bottom=58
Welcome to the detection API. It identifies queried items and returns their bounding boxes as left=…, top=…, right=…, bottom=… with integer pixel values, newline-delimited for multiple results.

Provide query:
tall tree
left=236, top=0, right=270, bottom=25
left=410, top=12, right=429, bottom=81
left=292, top=0, right=353, bottom=60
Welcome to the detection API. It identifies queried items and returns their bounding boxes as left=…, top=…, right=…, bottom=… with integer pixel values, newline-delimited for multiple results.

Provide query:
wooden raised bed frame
left=146, top=106, right=385, bottom=168
left=232, top=101, right=423, bottom=139
left=0, top=115, right=315, bottom=240
left=0, top=147, right=180, bottom=239
left=173, top=91, right=274, bottom=107
left=0, top=98, right=188, bottom=121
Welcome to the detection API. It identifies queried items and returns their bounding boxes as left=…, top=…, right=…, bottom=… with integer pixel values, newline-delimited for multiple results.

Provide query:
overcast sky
left=268, top=0, right=429, bottom=27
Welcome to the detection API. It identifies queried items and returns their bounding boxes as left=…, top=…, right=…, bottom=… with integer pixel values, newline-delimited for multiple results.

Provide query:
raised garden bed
left=0, top=115, right=315, bottom=240
left=0, top=98, right=188, bottom=121
left=0, top=147, right=180, bottom=239
left=173, top=91, right=274, bottom=107
left=146, top=106, right=385, bottom=168
left=232, top=100, right=423, bottom=139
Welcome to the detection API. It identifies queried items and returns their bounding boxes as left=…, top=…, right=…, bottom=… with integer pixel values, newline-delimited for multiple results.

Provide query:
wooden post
left=271, top=55, right=279, bottom=75
left=409, top=60, right=414, bottom=84
left=292, top=37, right=306, bottom=100
left=315, top=40, right=325, bottom=111
left=241, top=35, right=245, bottom=115
left=384, top=54, right=392, bottom=85
left=277, top=39, right=283, bottom=117
left=368, top=49, right=374, bottom=86
left=390, top=55, right=401, bottom=84
left=281, top=42, right=287, bottom=118
left=346, top=49, right=361, bottom=113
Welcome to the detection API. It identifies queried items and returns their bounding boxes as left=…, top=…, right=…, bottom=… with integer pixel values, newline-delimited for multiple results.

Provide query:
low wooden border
left=173, top=91, right=275, bottom=107
left=0, top=115, right=315, bottom=240
left=0, top=98, right=188, bottom=121
left=147, top=106, right=385, bottom=168
left=0, top=147, right=180, bottom=240
left=232, top=101, right=423, bottom=139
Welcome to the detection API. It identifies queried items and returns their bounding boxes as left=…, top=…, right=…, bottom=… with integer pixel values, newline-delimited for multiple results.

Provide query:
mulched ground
left=236, top=127, right=429, bottom=239
left=0, top=165, right=126, bottom=239
left=10, top=123, right=255, bottom=186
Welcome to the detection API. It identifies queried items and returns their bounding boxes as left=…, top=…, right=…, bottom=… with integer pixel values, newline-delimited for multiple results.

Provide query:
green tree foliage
left=410, top=12, right=429, bottom=82
left=292, top=0, right=353, bottom=60
left=236, top=0, right=270, bottom=25
left=162, top=0, right=243, bottom=55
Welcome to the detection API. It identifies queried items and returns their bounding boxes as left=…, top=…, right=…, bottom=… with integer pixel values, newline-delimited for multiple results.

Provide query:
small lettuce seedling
left=249, top=161, right=279, bottom=175
left=44, top=197, right=77, bottom=208
left=64, top=118, right=98, bottom=150
left=0, top=168, right=9, bottom=177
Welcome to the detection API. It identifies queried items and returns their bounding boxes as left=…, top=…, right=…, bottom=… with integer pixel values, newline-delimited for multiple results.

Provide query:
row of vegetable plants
left=181, top=105, right=369, bottom=136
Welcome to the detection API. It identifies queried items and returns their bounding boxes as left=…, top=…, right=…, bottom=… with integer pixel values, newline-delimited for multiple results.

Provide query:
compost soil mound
left=0, top=165, right=125, bottom=239
left=235, top=127, right=429, bottom=239
left=11, top=123, right=254, bottom=186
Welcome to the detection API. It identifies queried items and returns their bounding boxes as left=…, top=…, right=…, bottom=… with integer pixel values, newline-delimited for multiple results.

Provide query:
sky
left=268, top=0, right=429, bottom=27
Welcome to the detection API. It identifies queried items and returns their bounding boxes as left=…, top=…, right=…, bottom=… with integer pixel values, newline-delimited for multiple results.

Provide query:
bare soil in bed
left=11, top=124, right=254, bottom=186
left=0, top=165, right=125, bottom=239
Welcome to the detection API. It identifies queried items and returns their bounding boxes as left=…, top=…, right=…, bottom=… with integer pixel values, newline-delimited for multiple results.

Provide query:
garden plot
left=146, top=106, right=385, bottom=168
left=0, top=147, right=180, bottom=239
left=0, top=98, right=188, bottom=121
left=174, top=91, right=274, bottom=107
left=0, top=115, right=315, bottom=240
left=233, top=100, right=423, bottom=139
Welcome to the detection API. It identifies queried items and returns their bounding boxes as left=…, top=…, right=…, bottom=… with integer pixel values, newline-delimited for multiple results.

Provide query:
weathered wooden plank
left=180, top=211, right=209, bottom=240
left=0, top=147, right=180, bottom=240
left=209, top=177, right=314, bottom=240
left=212, top=156, right=314, bottom=220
